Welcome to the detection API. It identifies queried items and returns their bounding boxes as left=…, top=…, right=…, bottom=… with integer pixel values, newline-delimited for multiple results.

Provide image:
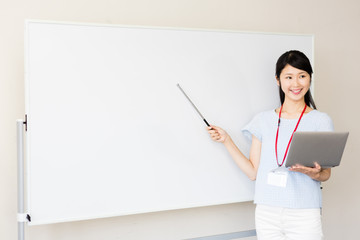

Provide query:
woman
left=207, top=50, right=333, bottom=240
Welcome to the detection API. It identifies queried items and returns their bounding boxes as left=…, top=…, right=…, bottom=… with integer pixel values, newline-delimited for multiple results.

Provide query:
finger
left=290, top=165, right=302, bottom=170
left=290, top=165, right=298, bottom=169
left=211, top=133, right=220, bottom=139
left=211, top=125, right=223, bottom=132
left=314, top=162, right=321, bottom=169
left=289, top=167, right=303, bottom=173
left=210, top=132, right=219, bottom=137
left=291, top=164, right=302, bottom=169
left=313, top=163, right=321, bottom=173
left=290, top=165, right=309, bottom=173
left=211, top=135, right=219, bottom=140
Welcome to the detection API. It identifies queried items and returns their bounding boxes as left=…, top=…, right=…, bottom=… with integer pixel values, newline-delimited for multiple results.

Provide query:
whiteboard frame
left=24, top=19, right=314, bottom=225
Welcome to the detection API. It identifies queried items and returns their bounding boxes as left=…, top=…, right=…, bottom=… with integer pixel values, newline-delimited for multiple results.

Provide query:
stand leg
left=17, top=119, right=25, bottom=240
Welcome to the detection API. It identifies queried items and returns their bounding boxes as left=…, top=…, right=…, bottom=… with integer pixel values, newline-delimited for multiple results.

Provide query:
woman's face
left=277, top=64, right=311, bottom=104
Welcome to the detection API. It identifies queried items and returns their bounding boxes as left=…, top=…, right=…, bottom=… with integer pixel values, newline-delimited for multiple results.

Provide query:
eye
left=299, top=74, right=307, bottom=78
left=285, top=76, right=292, bottom=80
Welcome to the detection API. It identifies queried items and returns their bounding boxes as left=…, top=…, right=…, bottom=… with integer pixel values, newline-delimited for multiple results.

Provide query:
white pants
left=255, top=204, right=323, bottom=240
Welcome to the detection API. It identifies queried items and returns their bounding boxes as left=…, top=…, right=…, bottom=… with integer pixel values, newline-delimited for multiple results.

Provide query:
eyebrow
left=284, top=71, right=307, bottom=75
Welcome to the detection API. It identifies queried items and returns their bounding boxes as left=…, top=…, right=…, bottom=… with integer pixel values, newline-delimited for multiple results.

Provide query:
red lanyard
left=275, top=104, right=307, bottom=167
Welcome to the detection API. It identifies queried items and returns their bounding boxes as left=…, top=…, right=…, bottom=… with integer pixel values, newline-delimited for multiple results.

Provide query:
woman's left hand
left=289, top=162, right=322, bottom=180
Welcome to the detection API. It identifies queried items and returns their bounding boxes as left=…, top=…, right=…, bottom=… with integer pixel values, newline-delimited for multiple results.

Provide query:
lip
left=290, top=89, right=302, bottom=95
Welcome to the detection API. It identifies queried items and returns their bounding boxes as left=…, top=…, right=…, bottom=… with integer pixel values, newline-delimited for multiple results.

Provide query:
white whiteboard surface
left=25, top=20, right=313, bottom=225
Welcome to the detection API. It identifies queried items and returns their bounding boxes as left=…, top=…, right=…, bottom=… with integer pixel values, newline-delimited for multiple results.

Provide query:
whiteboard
left=25, top=20, right=313, bottom=225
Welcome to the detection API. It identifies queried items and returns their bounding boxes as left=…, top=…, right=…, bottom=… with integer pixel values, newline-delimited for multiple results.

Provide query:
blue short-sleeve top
left=242, top=109, right=334, bottom=209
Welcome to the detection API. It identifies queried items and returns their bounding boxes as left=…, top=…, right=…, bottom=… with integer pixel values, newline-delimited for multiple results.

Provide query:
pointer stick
left=177, top=84, right=211, bottom=127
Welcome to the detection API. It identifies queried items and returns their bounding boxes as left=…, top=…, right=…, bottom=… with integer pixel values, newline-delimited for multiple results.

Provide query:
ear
left=276, top=76, right=280, bottom=86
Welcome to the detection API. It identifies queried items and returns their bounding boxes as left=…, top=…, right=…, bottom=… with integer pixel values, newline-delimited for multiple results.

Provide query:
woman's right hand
left=207, top=125, right=229, bottom=143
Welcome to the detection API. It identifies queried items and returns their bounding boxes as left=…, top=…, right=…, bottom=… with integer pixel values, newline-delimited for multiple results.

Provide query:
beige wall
left=1, top=0, right=359, bottom=239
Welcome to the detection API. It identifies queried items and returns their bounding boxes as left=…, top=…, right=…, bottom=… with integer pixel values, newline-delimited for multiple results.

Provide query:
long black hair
left=275, top=50, right=317, bottom=109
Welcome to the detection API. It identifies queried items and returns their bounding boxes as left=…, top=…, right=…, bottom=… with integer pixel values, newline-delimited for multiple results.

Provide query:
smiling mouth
left=291, top=89, right=302, bottom=95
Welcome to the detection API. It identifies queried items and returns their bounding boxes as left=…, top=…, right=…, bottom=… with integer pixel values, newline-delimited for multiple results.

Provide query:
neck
left=281, top=99, right=307, bottom=114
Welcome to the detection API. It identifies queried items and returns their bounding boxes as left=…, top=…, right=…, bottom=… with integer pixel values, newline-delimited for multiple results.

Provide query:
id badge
left=267, top=166, right=288, bottom=187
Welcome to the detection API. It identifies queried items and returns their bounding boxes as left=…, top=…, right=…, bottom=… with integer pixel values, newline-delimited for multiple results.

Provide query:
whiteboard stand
left=17, top=119, right=30, bottom=240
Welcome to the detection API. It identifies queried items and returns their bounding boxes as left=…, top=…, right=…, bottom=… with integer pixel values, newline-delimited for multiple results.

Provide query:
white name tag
left=267, top=167, right=288, bottom=187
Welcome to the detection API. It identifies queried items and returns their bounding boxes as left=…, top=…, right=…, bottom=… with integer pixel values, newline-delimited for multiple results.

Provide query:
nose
left=292, top=77, right=301, bottom=86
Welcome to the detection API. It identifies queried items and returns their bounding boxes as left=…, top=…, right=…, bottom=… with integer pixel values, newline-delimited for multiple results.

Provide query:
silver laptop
left=285, top=132, right=349, bottom=168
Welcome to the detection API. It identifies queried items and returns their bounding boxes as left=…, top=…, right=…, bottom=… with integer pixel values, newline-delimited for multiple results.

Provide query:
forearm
left=290, top=164, right=331, bottom=182
left=223, top=137, right=257, bottom=180
left=312, top=168, right=331, bottom=182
